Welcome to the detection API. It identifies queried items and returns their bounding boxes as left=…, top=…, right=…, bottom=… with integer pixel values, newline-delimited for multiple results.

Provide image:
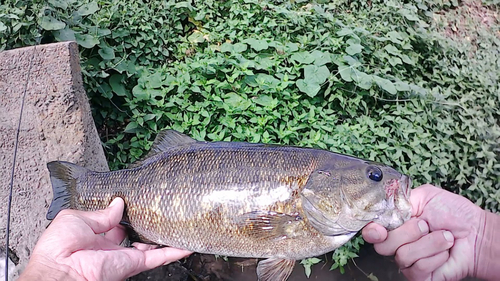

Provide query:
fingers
left=401, top=251, right=450, bottom=281
left=78, top=197, right=125, bottom=234
left=141, top=247, right=193, bottom=269
left=373, top=219, right=429, bottom=256
left=362, top=223, right=388, bottom=243
left=132, top=242, right=159, bottom=251
left=395, top=230, right=454, bottom=269
left=104, top=225, right=127, bottom=245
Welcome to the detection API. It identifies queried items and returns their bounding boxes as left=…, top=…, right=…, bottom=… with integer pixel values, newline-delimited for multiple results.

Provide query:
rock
left=0, top=42, right=109, bottom=278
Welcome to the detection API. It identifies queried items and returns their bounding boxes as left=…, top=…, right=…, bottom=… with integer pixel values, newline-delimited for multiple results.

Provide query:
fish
left=46, top=129, right=412, bottom=281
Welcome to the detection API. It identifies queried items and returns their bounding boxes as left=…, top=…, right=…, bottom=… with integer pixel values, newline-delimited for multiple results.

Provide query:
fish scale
left=46, top=130, right=412, bottom=281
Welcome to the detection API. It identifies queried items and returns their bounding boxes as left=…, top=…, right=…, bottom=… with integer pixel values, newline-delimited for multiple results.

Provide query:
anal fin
left=257, top=258, right=295, bottom=281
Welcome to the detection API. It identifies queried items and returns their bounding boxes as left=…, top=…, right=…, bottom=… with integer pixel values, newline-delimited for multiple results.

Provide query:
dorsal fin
left=128, top=130, right=198, bottom=168
left=150, top=129, right=198, bottom=153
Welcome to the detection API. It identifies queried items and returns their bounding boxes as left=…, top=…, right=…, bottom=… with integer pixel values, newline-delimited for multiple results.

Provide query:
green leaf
left=346, top=44, right=363, bottom=55
left=243, top=38, right=269, bottom=51
left=311, top=50, right=331, bottom=66
left=0, top=22, right=6, bottom=32
left=386, top=31, right=403, bottom=43
left=384, top=44, right=401, bottom=56
left=388, top=56, right=402, bottom=66
left=403, top=12, right=419, bottom=21
left=143, top=114, right=156, bottom=121
left=220, top=42, right=247, bottom=53
left=337, top=64, right=352, bottom=82
left=296, top=79, right=321, bottom=97
left=374, top=76, right=397, bottom=95
left=39, top=16, right=66, bottom=31
left=284, top=42, right=299, bottom=53
left=394, top=81, right=410, bottom=91
left=303, top=65, right=330, bottom=84
left=132, top=85, right=150, bottom=101
left=148, top=72, right=165, bottom=89
left=343, top=55, right=361, bottom=67
left=352, top=70, right=372, bottom=90
left=124, top=121, right=138, bottom=133
left=48, top=0, right=69, bottom=9
left=233, top=43, right=247, bottom=53
left=109, top=74, right=126, bottom=96
left=224, top=92, right=250, bottom=110
left=401, top=54, right=415, bottom=65
left=220, top=43, right=233, bottom=53
left=290, top=52, right=314, bottom=64
left=337, top=27, right=353, bottom=36
left=75, top=33, right=99, bottom=48
left=300, top=258, right=322, bottom=278
left=254, top=95, right=277, bottom=108
left=98, top=45, right=115, bottom=60
left=77, top=2, right=99, bottom=16
left=188, top=30, right=205, bottom=43
left=367, top=273, right=379, bottom=281
left=254, top=74, right=280, bottom=90
left=53, top=28, right=76, bottom=41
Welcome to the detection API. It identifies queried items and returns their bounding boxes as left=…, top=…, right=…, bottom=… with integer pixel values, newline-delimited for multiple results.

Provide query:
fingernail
left=368, top=229, right=381, bottom=240
left=109, top=197, right=119, bottom=207
left=443, top=231, right=453, bottom=242
left=418, top=220, right=429, bottom=234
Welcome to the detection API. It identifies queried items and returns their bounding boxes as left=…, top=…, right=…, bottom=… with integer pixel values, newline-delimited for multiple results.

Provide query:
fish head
left=301, top=159, right=412, bottom=235
left=350, top=163, right=412, bottom=230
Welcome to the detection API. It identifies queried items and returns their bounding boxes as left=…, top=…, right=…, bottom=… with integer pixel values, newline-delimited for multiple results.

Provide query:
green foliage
left=300, top=257, right=322, bottom=278
left=331, top=236, right=364, bottom=273
left=2, top=0, right=499, bottom=275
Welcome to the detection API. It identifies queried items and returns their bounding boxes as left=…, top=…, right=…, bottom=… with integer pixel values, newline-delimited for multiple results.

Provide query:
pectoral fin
left=257, top=258, right=295, bottom=281
left=235, top=211, right=303, bottom=240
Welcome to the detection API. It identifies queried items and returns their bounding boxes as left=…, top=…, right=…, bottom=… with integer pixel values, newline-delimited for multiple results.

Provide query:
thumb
left=77, top=197, right=125, bottom=234
left=409, top=184, right=442, bottom=217
left=362, top=222, right=388, bottom=243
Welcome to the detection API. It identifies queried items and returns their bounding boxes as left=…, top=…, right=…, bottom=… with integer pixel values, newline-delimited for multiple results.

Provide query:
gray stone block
left=0, top=42, right=109, bottom=279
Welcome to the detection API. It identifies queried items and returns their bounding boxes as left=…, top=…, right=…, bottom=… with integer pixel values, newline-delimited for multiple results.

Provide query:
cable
left=4, top=43, right=37, bottom=281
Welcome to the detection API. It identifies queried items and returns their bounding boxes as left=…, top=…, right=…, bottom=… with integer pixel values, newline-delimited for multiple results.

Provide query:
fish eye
left=367, top=166, right=383, bottom=182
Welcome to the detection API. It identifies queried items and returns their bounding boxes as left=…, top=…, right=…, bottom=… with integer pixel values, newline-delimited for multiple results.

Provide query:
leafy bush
left=2, top=0, right=499, bottom=273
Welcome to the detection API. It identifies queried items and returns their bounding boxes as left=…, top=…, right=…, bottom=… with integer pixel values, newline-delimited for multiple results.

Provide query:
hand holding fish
left=362, top=184, right=500, bottom=281
left=19, top=197, right=192, bottom=281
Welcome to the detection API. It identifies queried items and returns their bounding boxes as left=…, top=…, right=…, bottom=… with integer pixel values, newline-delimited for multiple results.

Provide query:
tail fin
left=46, top=161, right=88, bottom=220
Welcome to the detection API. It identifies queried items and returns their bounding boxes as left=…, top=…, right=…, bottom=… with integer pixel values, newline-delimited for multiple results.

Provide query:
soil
left=130, top=245, right=407, bottom=281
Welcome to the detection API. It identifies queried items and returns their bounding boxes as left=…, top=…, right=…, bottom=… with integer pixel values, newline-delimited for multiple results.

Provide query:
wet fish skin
left=46, top=130, right=412, bottom=281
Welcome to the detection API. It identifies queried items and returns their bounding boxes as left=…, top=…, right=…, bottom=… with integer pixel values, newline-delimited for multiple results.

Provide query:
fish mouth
left=384, top=174, right=412, bottom=208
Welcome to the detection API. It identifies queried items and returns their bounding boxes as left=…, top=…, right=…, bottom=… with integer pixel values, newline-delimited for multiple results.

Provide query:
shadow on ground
left=130, top=244, right=407, bottom=281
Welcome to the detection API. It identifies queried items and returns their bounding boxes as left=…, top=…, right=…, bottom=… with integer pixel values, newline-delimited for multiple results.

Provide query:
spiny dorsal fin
left=150, top=129, right=198, bottom=153
left=257, top=258, right=295, bottom=281
left=128, top=130, right=198, bottom=168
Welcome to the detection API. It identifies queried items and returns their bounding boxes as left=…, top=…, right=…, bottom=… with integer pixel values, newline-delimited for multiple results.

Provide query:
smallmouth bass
left=46, top=130, right=412, bottom=281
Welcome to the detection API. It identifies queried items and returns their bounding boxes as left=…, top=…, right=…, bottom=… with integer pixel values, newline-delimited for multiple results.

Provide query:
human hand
left=362, top=184, right=486, bottom=281
left=19, top=198, right=192, bottom=281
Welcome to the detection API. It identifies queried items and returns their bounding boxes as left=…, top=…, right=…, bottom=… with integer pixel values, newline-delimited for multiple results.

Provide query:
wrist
left=474, top=210, right=500, bottom=280
left=19, top=255, right=85, bottom=281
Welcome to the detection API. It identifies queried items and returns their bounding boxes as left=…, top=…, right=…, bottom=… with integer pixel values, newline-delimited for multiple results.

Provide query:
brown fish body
left=47, top=130, right=412, bottom=280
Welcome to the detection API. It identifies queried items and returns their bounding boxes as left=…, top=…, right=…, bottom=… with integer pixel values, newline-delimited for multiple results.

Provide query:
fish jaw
left=373, top=174, right=412, bottom=230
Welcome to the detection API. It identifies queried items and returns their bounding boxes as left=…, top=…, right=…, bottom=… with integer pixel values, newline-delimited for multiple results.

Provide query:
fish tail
left=46, top=161, right=88, bottom=220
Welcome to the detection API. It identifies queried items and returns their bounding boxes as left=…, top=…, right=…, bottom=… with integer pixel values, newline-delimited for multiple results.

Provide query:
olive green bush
left=2, top=0, right=499, bottom=273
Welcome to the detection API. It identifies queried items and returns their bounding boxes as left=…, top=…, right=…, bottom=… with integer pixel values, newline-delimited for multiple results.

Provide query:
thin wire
left=4, top=44, right=37, bottom=281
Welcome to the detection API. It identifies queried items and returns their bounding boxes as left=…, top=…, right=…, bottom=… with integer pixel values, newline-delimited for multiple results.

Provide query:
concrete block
left=0, top=42, right=109, bottom=279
